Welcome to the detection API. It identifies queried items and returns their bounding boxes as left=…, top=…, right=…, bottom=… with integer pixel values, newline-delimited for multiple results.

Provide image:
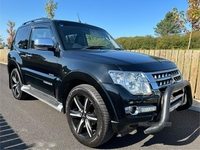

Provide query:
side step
left=21, top=85, right=63, bottom=112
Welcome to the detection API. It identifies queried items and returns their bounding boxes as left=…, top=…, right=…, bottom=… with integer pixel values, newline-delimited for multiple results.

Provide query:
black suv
left=8, top=18, right=192, bottom=147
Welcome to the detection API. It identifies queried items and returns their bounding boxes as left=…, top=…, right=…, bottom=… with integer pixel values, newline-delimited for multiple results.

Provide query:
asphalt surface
left=0, top=63, right=200, bottom=149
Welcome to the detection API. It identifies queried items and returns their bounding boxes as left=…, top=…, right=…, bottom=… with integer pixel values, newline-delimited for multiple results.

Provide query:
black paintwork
left=7, top=18, right=192, bottom=134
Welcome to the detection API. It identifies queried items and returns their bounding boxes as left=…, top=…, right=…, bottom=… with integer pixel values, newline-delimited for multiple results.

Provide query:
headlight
left=108, top=70, right=152, bottom=95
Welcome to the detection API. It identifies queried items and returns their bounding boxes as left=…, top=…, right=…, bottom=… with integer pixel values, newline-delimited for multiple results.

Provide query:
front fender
left=58, top=71, right=119, bottom=122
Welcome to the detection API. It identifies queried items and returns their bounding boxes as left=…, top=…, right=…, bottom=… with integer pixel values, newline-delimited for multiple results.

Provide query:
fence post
left=177, top=50, right=185, bottom=73
left=182, top=50, right=192, bottom=81
left=190, top=51, right=200, bottom=97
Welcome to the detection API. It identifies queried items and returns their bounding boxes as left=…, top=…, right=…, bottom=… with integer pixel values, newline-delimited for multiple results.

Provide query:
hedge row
left=116, top=31, right=200, bottom=50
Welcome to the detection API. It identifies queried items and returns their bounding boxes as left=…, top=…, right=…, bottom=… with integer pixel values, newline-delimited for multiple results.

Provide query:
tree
left=173, top=0, right=200, bottom=49
left=45, top=0, right=58, bottom=19
left=0, top=35, right=4, bottom=49
left=154, top=11, right=182, bottom=36
left=0, top=35, right=3, bottom=43
left=7, top=20, right=16, bottom=47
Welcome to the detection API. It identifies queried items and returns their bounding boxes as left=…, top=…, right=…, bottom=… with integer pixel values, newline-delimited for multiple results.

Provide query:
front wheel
left=66, top=84, right=114, bottom=147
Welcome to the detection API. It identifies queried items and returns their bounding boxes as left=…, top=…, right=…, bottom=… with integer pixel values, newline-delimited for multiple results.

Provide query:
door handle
left=25, top=54, right=32, bottom=57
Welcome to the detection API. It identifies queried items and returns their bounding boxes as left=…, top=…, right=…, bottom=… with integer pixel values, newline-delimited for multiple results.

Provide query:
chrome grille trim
left=145, top=69, right=185, bottom=113
left=145, top=68, right=182, bottom=89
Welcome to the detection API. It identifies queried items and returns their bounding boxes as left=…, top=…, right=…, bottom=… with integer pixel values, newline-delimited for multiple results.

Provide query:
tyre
left=66, top=84, right=114, bottom=147
left=10, top=68, right=28, bottom=100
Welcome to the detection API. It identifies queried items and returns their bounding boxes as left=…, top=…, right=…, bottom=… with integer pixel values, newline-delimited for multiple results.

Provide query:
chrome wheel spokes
left=76, top=118, right=85, bottom=134
left=11, top=71, right=20, bottom=97
left=74, top=96, right=83, bottom=112
left=85, top=119, right=93, bottom=137
left=70, top=96, right=97, bottom=138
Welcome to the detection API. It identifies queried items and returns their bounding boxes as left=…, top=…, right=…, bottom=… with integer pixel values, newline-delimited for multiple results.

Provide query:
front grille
left=152, top=69, right=182, bottom=88
left=145, top=68, right=185, bottom=112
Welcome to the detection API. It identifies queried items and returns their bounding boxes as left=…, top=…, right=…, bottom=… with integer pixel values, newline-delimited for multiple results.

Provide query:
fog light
left=125, top=106, right=135, bottom=114
left=125, top=105, right=156, bottom=115
left=139, top=105, right=157, bottom=113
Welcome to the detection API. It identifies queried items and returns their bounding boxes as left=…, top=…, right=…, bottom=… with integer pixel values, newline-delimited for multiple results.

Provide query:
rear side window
left=14, top=26, right=30, bottom=49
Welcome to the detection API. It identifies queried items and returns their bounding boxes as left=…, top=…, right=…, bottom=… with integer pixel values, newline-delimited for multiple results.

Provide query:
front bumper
left=103, top=80, right=192, bottom=135
left=144, top=80, right=192, bottom=134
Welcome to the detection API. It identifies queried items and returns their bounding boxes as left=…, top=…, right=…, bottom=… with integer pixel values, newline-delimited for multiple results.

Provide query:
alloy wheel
left=69, top=95, right=98, bottom=138
left=11, top=69, right=21, bottom=98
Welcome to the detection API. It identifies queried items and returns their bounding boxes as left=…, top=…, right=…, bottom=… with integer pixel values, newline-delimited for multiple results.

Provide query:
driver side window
left=30, top=27, right=53, bottom=49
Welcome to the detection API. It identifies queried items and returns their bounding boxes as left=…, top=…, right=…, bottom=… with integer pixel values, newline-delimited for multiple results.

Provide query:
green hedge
left=116, top=31, right=200, bottom=50
left=0, top=45, right=4, bottom=49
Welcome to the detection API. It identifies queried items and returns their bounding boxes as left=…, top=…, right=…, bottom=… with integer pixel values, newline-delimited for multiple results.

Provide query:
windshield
left=57, top=22, right=121, bottom=50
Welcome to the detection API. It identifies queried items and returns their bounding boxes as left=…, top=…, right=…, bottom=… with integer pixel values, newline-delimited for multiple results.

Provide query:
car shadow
left=0, top=114, right=34, bottom=149
left=22, top=95, right=38, bottom=101
left=99, top=109, right=200, bottom=149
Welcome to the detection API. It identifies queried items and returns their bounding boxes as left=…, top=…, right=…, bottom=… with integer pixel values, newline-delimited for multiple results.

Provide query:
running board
left=21, top=85, right=63, bottom=112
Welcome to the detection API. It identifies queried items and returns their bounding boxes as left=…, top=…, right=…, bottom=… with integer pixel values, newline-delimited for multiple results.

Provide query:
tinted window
left=14, top=26, right=30, bottom=49
left=57, top=22, right=120, bottom=50
left=65, top=34, right=77, bottom=43
left=30, top=27, right=53, bottom=49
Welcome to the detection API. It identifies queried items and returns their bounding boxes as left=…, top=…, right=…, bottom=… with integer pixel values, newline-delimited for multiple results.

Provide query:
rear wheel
left=66, top=84, right=114, bottom=147
left=10, top=68, right=28, bottom=100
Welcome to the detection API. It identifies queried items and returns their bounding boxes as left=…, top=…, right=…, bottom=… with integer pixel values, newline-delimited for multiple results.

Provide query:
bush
left=0, top=45, right=4, bottom=49
left=190, top=31, right=200, bottom=49
left=116, top=31, right=200, bottom=50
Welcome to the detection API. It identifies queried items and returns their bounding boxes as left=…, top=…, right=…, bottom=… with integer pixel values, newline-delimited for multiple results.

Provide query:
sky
left=0, top=0, right=188, bottom=43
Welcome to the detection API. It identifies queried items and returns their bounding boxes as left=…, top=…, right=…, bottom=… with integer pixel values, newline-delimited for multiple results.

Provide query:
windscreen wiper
left=82, top=46, right=106, bottom=50
left=114, top=48, right=123, bottom=50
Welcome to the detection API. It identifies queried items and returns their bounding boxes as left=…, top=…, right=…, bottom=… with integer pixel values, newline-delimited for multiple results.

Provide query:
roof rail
left=23, top=18, right=50, bottom=25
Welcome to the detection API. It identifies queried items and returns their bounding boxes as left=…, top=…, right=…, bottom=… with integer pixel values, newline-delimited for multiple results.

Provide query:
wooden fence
left=0, top=49, right=200, bottom=100
left=131, top=49, right=200, bottom=100
left=0, top=49, right=9, bottom=64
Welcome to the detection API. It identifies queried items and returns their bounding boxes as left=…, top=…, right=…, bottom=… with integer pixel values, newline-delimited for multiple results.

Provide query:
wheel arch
left=58, top=71, right=118, bottom=122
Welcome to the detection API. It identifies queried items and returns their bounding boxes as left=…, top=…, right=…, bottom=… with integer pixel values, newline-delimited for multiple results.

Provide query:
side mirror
left=34, top=38, right=54, bottom=50
left=118, top=44, right=123, bottom=49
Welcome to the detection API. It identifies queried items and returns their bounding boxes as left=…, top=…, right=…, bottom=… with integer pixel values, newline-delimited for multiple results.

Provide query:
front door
left=22, top=24, right=58, bottom=97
